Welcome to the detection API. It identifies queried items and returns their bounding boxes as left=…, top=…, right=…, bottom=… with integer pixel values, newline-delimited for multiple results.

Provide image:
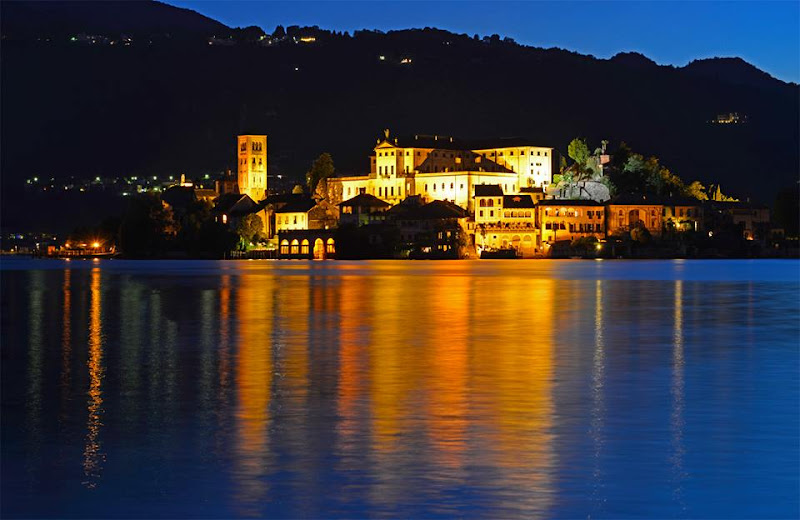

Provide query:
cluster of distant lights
left=26, top=173, right=213, bottom=194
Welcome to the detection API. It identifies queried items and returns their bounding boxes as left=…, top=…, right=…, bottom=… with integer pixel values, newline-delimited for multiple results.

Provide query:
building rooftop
left=214, top=193, right=257, bottom=215
left=275, top=197, right=317, bottom=214
left=537, top=199, right=605, bottom=207
left=339, top=193, right=391, bottom=208
left=474, top=184, right=504, bottom=197
left=503, top=194, right=535, bottom=209
left=402, top=199, right=468, bottom=220
left=375, top=133, right=553, bottom=152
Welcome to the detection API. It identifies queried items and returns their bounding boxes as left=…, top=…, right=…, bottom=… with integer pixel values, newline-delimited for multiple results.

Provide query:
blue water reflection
left=1, top=258, right=798, bottom=518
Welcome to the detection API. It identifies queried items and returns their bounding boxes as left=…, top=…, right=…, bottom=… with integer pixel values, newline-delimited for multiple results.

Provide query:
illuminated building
left=326, top=130, right=554, bottom=212
left=662, top=197, right=703, bottom=232
left=474, top=186, right=538, bottom=256
left=538, top=199, right=606, bottom=246
left=338, top=193, right=391, bottom=226
left=237, top=135, right=268, bottom=202
left=606, top=193, right=663, bottom=237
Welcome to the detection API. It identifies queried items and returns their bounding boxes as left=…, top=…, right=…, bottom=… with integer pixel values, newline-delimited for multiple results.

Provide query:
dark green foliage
left=235, top=213, right=264, bottom=245
left=119, top=194, right=176, bottom=257
left=306, top=153, right=335, bottom=192
left=773, top=185, right=800, bottom=237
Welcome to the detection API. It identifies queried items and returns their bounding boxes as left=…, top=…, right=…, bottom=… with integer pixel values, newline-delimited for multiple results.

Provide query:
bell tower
left=237, top=135, right=268, bottom=201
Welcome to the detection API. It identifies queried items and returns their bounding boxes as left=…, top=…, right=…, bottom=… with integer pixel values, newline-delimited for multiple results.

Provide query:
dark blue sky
left=167, top=0, right=799, bottom=83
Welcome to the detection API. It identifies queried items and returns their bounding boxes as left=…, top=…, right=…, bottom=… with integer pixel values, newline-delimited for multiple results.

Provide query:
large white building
left=327, top=131, right=555, bottom=212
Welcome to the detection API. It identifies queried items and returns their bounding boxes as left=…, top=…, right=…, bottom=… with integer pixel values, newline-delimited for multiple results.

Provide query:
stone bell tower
left=237, top=135, right=267, bottom=201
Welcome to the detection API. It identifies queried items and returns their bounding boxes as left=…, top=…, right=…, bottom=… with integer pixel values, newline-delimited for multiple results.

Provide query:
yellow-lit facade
left=329, top=134, right=554, bottom=212
left=607, top=202, right=663, bottom=236
left=275, top=211, right=310, bottom=232
left=237, top=135, right=268, bottom=202
left=474, top=190, right=538, bottom=256
left=663, top=202, right=703, bottom=232
left=538, top=201, right=606, bottom=245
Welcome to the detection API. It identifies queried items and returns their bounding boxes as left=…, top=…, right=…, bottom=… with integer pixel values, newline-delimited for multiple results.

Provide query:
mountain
left=682, top=57, right=789, bottom=90
left=0, top=0, right=228, bottom=39
left=1, top=2, right=797, bottom=233
left=609, top=51, right=659, bottom=69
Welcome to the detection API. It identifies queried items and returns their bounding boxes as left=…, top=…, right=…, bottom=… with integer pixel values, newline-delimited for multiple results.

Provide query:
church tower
left=237, top=135, right=268, bottom=202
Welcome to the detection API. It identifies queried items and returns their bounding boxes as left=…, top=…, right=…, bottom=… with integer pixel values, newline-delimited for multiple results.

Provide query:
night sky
left=167, top=0, right=799, bottom=83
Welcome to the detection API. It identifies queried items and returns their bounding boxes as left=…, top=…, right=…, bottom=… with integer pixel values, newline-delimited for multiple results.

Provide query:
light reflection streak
left=233, top=272, right=273, bottom=516
left=83, top=267, right=104, bottom=488
left=671, top=280, right=687, bottom=512
left=590, top=279, right=606, bottom=511
left=60, top=269, right=72, bottom=415
left=26, top=270, right=45, bottom=477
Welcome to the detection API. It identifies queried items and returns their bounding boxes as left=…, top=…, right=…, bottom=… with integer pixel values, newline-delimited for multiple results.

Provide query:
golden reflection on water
left=83, top=267, right=104, bottom=488
left=233, top=273, right=273, bottom=515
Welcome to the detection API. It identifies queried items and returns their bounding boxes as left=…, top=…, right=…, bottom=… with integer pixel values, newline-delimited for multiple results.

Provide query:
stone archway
left=313, top=238, right=325, bottom=260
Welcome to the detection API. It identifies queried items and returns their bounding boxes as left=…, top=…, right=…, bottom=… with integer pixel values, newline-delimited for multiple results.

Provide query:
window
left=537, top=151, right=541, bottom=156
left=326, top=238, right=335, bottom=254
left=510, top=151, right=514, bottom=155
left=391, top=186, right=395, bottom=196
left=544, top=151, right=548, bottom=156
left=280, top=240, right=289, bottom=254
left=479, top=210, right=484, bottom=217
left=301, top=239, right=309, bottom=255
left=460, top=184, right=464, bottom=190
left=391, top=165, right=394, bottom=175
left=442, top=183, right=445, bottom=191
left=450, top=183, right=454, bottom=190
left=293, top=215, right=297, bottom=224
left=425, top=184, right=428, bottom=191
left=490, top=210, right=494, bottom=217
left=290, top=239, right=299, bottom=255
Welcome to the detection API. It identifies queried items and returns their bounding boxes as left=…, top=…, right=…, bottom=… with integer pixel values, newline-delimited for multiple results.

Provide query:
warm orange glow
left=83, top=267, right=104, bottom=488
left=92, top=242, right=100, bottom=249
left=233, top=270, right=273, bottom=514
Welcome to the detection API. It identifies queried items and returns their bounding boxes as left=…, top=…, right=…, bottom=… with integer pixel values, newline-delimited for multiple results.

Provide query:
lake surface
left=1, top=258, right=798, bottom=519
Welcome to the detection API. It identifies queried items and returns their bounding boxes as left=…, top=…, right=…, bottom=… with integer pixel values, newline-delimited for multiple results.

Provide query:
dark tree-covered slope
left=1, top=2, right=797, bottom=232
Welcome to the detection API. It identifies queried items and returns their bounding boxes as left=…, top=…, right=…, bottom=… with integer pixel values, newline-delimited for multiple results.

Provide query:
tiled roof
left=339, top=193, right=391, bottom=208
left=275, top=197, right=317, bottom=214
left=503, top=194, right=535, bottom=208
left=474, top=184, right=504, bottom=197
left=537, top=199, right=605, bottom=207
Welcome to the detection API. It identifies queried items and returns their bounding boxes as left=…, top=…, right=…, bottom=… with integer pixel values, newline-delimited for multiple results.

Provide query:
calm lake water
left=1, top=258, right=798, bottom=519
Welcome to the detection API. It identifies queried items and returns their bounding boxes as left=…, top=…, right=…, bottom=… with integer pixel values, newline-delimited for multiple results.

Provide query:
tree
left=630, top=224, right=651, bottom=244
left=685, top=181, right=709, bottom=200
left=236, top=214, right=264, bottom=245
left=306, top=152, right=335, bottom=192
left=567, top=138, right=591, bottom=168
left=774, top=185, right=800, bottom=237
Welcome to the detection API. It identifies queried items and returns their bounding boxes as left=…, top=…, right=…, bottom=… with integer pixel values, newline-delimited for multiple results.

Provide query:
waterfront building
left=473, top=185, right=538, bottom=256
left=537, top=199, right=606, bottom=246
left=606, top=194, right=664, bottom=237
left=213, top=193, right=269, bottom=229
left=662, top=197, right=704, bottom=233
left=275, top=197, right=337, bottom=233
